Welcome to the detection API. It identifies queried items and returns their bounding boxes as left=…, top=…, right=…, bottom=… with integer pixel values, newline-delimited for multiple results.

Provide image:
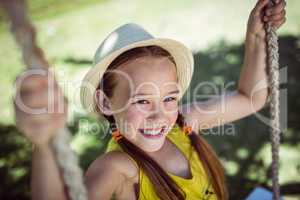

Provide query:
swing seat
left=245, top=187, right=284, bottom=200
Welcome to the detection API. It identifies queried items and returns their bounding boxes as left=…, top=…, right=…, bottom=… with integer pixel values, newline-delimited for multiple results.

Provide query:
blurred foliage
left=0, top=0, right=107, bottom=26
left=0, top=125, right=31, bottom=199
left=189, top=35, right=300, bottom=199
left=68, top=113, right=111, bottom=170
left=1, top=35, right=299, bottom=199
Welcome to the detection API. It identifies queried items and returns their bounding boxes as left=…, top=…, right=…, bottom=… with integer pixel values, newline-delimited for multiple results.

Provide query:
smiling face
left=97, top=56, right=181, bottom=152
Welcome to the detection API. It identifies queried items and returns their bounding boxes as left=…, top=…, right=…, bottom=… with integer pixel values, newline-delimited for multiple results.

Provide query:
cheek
left=161, top=101, right=179, bottom=119
left=169, top=108, right=179, bottom=122
left=124, top=103, right=178, bottom=127
left=164, top=102, right=178, bottom=112
left=122, top=107, right=148, bottom=139
left=164, top=102, right=179, bottom=123
left=124, top=106, right=148, bottom=125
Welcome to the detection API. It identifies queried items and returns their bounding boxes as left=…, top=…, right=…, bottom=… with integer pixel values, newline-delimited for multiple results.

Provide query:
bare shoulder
left=85, top=151, right=139, bottom=200
left=86, top=150, right=138, bottom=181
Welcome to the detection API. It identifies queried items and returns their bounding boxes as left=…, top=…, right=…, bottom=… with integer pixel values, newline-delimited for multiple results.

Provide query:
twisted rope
left=266, top=1, right=281, bottom=199
left=1, top=0, right=282, bottom=199
left=0, top=0, right=88, bottom=199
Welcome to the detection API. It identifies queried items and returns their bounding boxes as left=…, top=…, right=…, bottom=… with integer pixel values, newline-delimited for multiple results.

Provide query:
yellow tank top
left=105, top=124, right=217, bottom=200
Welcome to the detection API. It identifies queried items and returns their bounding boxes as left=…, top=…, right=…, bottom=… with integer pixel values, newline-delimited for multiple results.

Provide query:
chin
left=143, top=144, right=164, bottom=152
left=127, top=125, right=170, bottom=152
left=139, top=137, right=166, bottom=152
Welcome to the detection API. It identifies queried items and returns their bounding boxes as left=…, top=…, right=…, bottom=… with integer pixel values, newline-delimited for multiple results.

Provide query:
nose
left=147, top=101, right=165, bottom=120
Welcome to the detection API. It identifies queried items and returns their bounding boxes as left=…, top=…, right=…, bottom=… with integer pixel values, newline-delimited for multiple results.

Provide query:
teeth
left=142, top=129, right=162, bottom=135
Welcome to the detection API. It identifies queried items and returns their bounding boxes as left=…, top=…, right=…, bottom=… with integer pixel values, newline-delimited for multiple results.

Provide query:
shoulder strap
left=167, top=124, right=192, bottom=157
left=105, top=138, right=121, bottom=153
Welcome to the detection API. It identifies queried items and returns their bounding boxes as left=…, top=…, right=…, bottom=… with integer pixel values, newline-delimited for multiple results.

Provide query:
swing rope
left=0, top=0, right=88, bottom=200
left=265, top=1, right=281, bottom=199
left=1, top=0, right=281, bottom=199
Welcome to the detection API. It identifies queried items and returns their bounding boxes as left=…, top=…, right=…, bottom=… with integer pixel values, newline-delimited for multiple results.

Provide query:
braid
left=105, top=112, right=228, bottom=199
left=106, top=115, right=186, bottom=200
left=176, top=112, right=229, bottom=200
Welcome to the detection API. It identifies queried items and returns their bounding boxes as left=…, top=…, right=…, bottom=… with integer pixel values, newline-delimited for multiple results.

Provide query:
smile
left=138, top=126, right=166, bottom=139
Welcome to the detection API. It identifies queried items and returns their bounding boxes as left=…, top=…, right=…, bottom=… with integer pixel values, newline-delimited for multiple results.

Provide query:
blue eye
left=164, top=97, right=177, bottom=102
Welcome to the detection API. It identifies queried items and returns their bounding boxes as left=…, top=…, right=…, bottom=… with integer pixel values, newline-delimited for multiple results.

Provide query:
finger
left=253, top=0, right=269, bottom=16
left=16, top=111, right=51, bottom=129
left=19, top=76, right=48, bottom=90
left=15, top=69, right=56, bottom=91
left=16, top=77, right=48, bottom=97
left=15, top=88, right=62, bottom=113
left=18, top=77, right=60, bottom=100
left=17, top=106, right=64, bottom=126
left=15, top=68, right=50, bottom=82
left=264, top=9, right=286, bottom=21
left=266, top=0, right=286, bottom=16
left=270, top=17, right=286, bottom=29
left=27, top=119, right=54, bottom=135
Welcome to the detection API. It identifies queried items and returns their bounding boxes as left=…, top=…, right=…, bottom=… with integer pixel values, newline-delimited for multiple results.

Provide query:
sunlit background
left=0, top=0, right=299, bottom=199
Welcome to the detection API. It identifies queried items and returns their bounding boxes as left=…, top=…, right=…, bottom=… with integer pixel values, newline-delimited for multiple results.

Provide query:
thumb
left=253, top=0, right=270, bottom=16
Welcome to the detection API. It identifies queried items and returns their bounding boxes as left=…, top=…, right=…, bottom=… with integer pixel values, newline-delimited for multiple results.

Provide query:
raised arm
left=14, top=71, right=69, bottom=200
left=14, top=70, right=131, bottom=200
left=31, top=145, right=69, bottom=200
left=180, top=0, right=286, bottom=131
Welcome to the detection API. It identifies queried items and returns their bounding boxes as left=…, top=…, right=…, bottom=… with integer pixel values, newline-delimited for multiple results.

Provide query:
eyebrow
left=131, top=89, right=180, bottom=98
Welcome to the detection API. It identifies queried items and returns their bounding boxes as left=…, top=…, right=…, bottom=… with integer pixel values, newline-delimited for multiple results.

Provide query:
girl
left=14, top=0, right=286, bottom=199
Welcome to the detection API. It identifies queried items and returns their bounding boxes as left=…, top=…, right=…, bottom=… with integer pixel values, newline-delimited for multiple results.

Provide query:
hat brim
left=80, top=38, right=194, bottom=118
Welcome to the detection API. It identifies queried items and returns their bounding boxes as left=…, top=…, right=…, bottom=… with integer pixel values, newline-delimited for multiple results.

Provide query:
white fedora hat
left=80, top=23, right=194, bottom=118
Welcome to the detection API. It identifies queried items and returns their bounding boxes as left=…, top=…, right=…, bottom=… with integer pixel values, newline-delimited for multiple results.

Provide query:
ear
left=95, top=89, right=113, bottom=116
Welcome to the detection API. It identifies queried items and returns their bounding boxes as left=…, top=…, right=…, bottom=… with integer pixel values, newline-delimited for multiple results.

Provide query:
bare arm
left=14, top=70, right=130, bottom=200
left=85, top=152, right=132, bottom=200
left=31, top=144, right=68, bottom=200
left=180, top=0, right=286, bottom=131
left=13, top=70, right=69, bottom=200
left=31, top=144, right=130, bottom=200
left=180, top=33, right=268, bottom=131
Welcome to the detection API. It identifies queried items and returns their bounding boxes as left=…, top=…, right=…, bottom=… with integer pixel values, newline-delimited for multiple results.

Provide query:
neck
left=146, top=137, right=172, bottom=161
